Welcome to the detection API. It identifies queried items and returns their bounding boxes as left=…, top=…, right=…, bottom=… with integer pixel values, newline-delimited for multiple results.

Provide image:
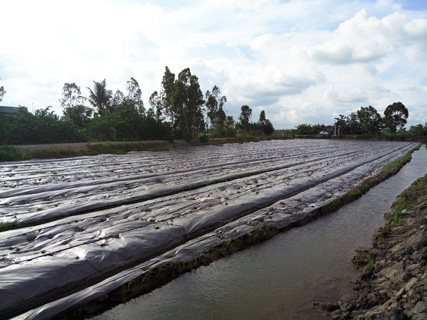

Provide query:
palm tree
left=87, top=79, right=112, bottom=116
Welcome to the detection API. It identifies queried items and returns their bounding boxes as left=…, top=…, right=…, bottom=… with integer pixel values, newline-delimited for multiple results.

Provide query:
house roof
left=0, top=106, right=28, bottom=114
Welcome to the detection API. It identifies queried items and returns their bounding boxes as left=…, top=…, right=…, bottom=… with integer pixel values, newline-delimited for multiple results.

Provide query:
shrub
left=198, top=133, right=209, bottom=143
left=0, top=145, right=21, bottom=161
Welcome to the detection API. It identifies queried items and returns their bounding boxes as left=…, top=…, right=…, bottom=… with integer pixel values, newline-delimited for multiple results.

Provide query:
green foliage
left=295, top=123, right=330, bottom=135
left=198, top=133, right=209, bottom=142
left=1, top=67, right=280, bottom=148
left=171, top=68, right=205, bottom=140
left=354, top=249, right=375, bottom=269
left=357, top=105, right=383, bottom=134
left=159, top=66, right=176, bottom=125
left=0, top=145, right=20, bottom=161
left=408, top=123, right=427, bottom=137
left=60, top=82, right=86, bottom=108
left=388, top=211, right=403, bottom=225
left=373, top=227, right=386, bottom=244
left=205, top=85, right=227, bottom=136
left=126, top=77, right=145, bottom=113
left=287, top=102, right=425, bottom=140
left=259, top=110, right=266, bottom=122
left=0, top=79, right=5, bottom=101
left=383, top=172, right=427, bottom=228
left=239, top=105, right=252, bottom=132
left=0, top=107, right=85, bottom=145
left=87, top=79, right=113, bottom=116
left=0, top=222, right=14, bottom=231
left=257, top=110, right=275, bottom=135
left=384, top=102, right=408, bottom=133
left=62, top=104, right=93, bottom=128
left=235, top=108, right=274, bottom=137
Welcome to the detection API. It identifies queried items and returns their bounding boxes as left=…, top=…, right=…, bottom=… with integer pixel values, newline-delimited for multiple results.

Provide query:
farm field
left=0, top=139, right=418, bottom=319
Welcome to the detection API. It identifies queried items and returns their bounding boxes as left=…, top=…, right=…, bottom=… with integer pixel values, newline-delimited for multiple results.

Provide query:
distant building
left=0, top=106, right=28, bottom=114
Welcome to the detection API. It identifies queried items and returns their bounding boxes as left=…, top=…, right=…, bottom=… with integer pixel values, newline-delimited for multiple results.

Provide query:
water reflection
left=93, top=146, right=427, bottom=320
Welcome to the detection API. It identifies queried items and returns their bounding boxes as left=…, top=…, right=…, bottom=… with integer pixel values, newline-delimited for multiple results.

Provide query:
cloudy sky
left=0, top=0, right=426, bottom=129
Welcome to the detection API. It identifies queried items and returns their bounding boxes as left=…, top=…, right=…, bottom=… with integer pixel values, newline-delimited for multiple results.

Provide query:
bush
left=198, top=133, right=209, bottom=143
left=0, top=145, right=21, bottom=162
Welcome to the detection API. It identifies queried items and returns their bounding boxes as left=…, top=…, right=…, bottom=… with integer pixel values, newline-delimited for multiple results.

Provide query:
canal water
left=93, top=146, right=427, bottom=320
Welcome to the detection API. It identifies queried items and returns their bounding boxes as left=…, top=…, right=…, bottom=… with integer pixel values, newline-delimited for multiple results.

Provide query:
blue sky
left=0, top=0, right=426, bottom=129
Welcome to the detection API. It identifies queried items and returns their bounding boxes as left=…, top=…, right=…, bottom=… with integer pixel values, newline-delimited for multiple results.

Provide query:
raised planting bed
left=0, top=139, right=419, bottom=319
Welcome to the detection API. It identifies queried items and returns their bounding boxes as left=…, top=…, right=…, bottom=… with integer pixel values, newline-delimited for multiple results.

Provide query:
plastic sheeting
left=0, top=139, right=418, bottom=319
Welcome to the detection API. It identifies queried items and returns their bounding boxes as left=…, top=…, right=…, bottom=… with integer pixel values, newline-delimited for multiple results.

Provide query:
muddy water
left=93, top=146, right=427, bottom=320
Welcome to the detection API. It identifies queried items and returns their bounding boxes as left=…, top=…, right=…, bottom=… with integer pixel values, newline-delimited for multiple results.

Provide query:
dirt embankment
left=12, top=139, right=229, bottom=159
left=328, top=174, right=427, bottom=319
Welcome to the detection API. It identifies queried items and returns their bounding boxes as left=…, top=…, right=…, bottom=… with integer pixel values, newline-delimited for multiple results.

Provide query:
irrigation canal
left=92, top=145, right=427, bottom=320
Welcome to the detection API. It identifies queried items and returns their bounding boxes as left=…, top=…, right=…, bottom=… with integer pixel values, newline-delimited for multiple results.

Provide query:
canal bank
left=329, top=161, right=427, bottom=318
left=92, top=147, right=427, bottom=320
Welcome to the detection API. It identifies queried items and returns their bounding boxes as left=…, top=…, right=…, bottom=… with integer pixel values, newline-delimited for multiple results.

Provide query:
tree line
left=335, top=102, right=409, bottom=135
left=0, top=67, right=274, bottom=145
left=2, top=71, right=425, bottom=145
left=286, top=102, right=426, bottom=138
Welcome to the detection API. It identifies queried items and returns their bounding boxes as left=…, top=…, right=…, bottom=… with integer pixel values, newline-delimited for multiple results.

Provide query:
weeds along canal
left=92, top=145, right=427, bottom=320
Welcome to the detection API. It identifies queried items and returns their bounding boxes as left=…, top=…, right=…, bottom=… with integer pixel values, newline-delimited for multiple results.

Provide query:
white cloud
left=308, top=10, right=390, bottom=64
left=307, top=9, right=427, bottom=67
left=0, top=0, right=426, bottom=129
left=326, top=86, right=368, bottom=104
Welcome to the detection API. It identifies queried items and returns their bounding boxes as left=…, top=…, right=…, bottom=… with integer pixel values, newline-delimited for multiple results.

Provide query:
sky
left=0, top=0, right=426, bottom=129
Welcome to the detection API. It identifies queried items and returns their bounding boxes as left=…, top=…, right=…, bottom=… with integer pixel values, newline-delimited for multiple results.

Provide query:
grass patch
left=198, top=133, right=210, bottom=143
left=227, top=134, right=261, bottom=144
left=387, top=211, right=403, bottom=225
left=383, top=172, right=427, bottom=227
left=0, top=141, right=170, bottom=162
left=0, top=145, right=22, bottom=161
left=373, top=227, right=386, bottom=245
left=353, top=248, right=376, bottom=271
left=0, top=222, right=14, bottom=232
left=310, top=143, right=420, bottom=220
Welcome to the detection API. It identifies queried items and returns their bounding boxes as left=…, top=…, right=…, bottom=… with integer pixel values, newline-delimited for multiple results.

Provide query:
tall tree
left=409, top=123, right=427, bottom=136
left=205, top=85, right=227, bottom=132
left=126, top=77, right=144, bottom=113
left=347, top=112, right=361, bottom=134
left=239, top=105, right=252, bottom=132
left=224, top=115, right=236, bottom=137
left=111, top=90, right=125, bottom=109
left=160, top=66, right=176, bottom=125
left=384, top=102, right=409, bottom=133
left=62, top=104, right=93, bottom=128
left=335, top=114, right=349, bottom=135
left=149, top=91, right=163, bottom=122
left=172, top=68, right=205, bottom=140
left=87, top=79, right=113, bottom=116
left=214, top=106, right=227, bottom=133
left=258, top=110, right=274, bottom=135
left=357, top=105, right=383, bottom=134
left=357, top=106, right=382, bottom=134
left=259, top=110, right=266, bottom=122
left=59, top=83, right=86, bottom=108
left=0, top=78, right=5, bottom=101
